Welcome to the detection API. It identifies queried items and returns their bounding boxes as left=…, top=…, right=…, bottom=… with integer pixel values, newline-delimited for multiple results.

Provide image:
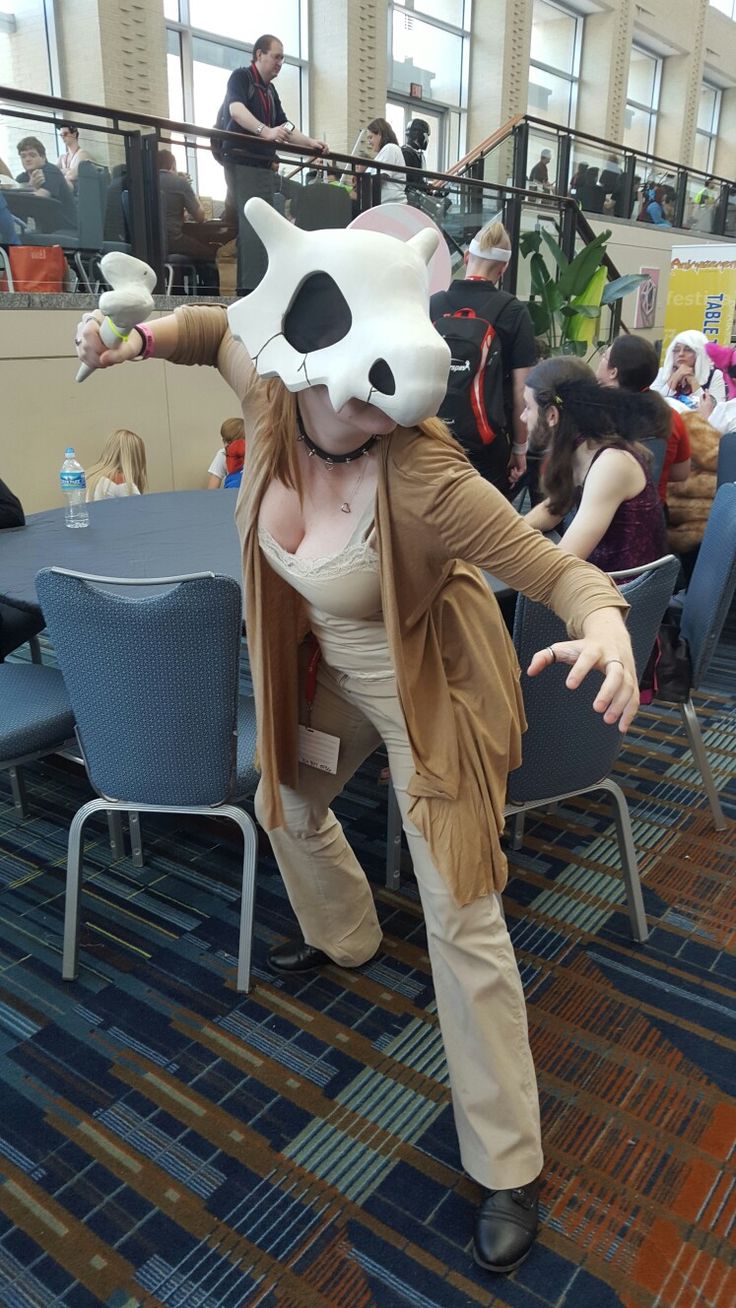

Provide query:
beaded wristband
left=132, top=322, right=155, bottom=361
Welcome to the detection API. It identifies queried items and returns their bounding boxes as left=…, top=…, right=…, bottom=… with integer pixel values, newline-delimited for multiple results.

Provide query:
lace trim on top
left=258, top=526, right=378, bottom=581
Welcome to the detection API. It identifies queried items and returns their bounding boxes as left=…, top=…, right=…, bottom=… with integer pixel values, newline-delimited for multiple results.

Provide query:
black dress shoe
left=473, top=1180, right=540, bottom=1273
left=267, top=939, right=333, bottom=974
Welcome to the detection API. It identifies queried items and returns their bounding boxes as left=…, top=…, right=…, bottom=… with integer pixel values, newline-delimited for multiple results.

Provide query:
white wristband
left=511, top=443, right=528, bottom=455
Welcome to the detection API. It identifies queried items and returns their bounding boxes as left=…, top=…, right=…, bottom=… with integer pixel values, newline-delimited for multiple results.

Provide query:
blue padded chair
left=502, top=554, right=680, bottom=943
left=36, top=568, right=260, bottom=992
left=672, top=483, right=736, bottom=829
left=0, top=663, right=75, bottom=817
left=385, top=555, right=680, bottom=944
left=717, top=431, right=736, bottom=487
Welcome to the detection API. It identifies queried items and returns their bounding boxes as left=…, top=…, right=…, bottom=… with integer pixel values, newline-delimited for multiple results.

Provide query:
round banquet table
left=0, top=490, right=241, bottom=611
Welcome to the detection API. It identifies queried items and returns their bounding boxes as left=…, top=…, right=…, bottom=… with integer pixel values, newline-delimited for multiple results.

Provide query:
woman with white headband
left=75, top=203, right=638, bottom=1277
left=430, top=219, right=537, bottom=497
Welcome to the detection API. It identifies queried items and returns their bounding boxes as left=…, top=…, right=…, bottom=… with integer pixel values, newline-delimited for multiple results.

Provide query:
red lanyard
left=250, top=64, right=273, bottom=127
left=304, top=635, right=321, bottom=726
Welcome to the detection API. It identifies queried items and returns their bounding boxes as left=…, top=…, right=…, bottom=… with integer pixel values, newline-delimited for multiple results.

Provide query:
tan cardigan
left=171, top=306, right=628, bottom=905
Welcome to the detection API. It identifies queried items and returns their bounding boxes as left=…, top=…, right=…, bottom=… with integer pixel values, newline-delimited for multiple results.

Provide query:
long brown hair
left=257, top=379, right=455, bottom=497
left=526, top=357, right=645, bottom=516
left=367, top=118, right=398, bottom=150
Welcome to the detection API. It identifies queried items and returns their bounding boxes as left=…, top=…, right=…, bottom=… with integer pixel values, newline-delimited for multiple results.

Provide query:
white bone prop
left=75, top=252, right=157, bottom=382
left=227, top=197, right=451, bottom=427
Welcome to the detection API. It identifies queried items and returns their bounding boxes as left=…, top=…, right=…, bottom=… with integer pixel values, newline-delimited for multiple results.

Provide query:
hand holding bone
left=75, top=252, right=156, bottom=382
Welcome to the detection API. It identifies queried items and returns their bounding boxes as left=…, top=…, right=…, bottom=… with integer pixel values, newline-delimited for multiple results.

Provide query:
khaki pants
left=255, top=658, right=543, bottom=1190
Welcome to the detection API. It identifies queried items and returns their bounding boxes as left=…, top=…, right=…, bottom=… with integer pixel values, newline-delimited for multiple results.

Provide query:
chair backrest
left=76, top=161, right=109, bottom=248
left=717, top=430, right=736, bottom=488
left=639, top=436, right=668, bottom=490
left=292, top=183, right=352, bottom=231
left=680, top=482, right=736, bottom=688
left=35, top=569, right=243, bottom=806
left=508, top=555, right=679, bottom=803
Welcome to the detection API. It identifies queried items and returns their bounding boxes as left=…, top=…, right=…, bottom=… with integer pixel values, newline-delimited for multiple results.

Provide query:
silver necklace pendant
left=323, top=457, right=335, bottom=470
left=340, top=502, right=351, bottom=514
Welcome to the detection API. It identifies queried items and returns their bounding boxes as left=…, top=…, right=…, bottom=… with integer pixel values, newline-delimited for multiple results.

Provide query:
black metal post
left=124, top=131, right=148, bottom=265
left=674, top=169, right=688, bottom=230
left=556, top=132, right=571, bottom=199
left=512, top=120, right=529, bottom=191
left=140, top=132, right=166, bottom=293
left=505, top=196, right=521, bottom=295
left=619, top=153, right=636, bottom=221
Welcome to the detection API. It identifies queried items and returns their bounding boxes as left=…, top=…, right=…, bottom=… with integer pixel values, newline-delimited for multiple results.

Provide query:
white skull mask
left=227, top=198, right=451, bottom=427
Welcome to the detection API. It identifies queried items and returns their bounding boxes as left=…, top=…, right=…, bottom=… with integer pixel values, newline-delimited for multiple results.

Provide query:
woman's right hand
left=75, top=310, right=142, bottom=371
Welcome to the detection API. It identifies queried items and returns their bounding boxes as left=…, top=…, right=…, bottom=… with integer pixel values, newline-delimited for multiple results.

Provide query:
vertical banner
left=663, top=245, right=736, bottom=350
left=634, top=267, right=659, bottom=330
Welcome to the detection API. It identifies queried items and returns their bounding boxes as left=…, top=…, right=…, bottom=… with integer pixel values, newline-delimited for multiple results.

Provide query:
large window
left=527, top=0, right=581, bottom=128
left=624, top=45, right=661, bottom=156
left=387, top=1, right=470, bottom=169
left=165, top=1, right=307, bottom=201
left=694, top=81, right=722, bottom=174
left=709, top=1, right=736, bottom=20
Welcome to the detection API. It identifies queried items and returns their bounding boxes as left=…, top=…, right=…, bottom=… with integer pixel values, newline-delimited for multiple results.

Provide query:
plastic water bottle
left=60, top=448, right=89, bottom=528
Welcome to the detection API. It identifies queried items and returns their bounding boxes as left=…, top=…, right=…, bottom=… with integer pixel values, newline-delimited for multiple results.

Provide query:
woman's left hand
left=527, top=608, right=639, bottom=733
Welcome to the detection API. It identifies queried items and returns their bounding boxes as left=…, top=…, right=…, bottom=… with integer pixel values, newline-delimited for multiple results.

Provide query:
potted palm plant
left=519, top=227, right=645, bottom=357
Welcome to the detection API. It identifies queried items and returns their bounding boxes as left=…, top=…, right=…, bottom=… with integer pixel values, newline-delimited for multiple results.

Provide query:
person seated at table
left=0, top=191, right=20, bottom=245
left=0, top=477, right=45, bottom=661
left=207, top=417, right=246, bottom=488
left=157, top=149, right=219, bottom=296
left=85, top=429, right=148, bottom=501
left=596, top=334, right=691, bottom=506
left=522, top=357, right=667, bottom=572
left=15, top=136, right=77, bottom=231
left=0, top=476, right=24, bottom=529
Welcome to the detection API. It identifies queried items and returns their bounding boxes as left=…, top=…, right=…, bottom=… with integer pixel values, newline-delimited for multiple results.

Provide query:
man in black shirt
left=219, top=33, right=327, bottom=292
left=15, top=136, right=77, bottom=231
left=430, top=221, right=537, bottom=495
left=222, top=34, right=325, bottom=168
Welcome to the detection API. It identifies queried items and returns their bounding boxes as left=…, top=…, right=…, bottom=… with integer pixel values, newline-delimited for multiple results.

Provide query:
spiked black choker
left=296, top=405, right=378, bottom=467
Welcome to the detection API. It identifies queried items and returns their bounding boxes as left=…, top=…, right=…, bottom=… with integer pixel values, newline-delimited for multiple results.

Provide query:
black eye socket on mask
left=283, top=272, right=353, bottom=353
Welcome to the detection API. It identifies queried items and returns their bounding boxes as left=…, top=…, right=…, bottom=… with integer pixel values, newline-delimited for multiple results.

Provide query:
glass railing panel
left=682, top=169, right=722, bottom=235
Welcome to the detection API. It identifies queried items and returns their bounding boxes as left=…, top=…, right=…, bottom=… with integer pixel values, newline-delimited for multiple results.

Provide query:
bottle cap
left=65, top=447, right=75, bottom=456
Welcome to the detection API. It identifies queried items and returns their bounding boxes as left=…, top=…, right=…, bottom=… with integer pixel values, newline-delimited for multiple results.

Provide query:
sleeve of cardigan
left=392, top=437, right=628, bottom=638
left=169, top=305, right=256, bottom=402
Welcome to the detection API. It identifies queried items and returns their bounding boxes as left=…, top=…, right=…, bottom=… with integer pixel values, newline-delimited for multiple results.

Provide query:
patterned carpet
left=0, top=632, right=734, bottom=1307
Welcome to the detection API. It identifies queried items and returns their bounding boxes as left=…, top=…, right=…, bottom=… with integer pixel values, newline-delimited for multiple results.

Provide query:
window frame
left=527, top=0, right=583, bottom=130
left=165, top=0, right=309, bottom=191
left=624, top=43, right=663, bottom=157
left=387, top=0, right=471, bottom=167
left=694, top=80, right=722, bottom=175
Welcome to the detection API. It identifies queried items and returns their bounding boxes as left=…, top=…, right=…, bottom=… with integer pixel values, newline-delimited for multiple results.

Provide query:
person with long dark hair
left=359, top=117, right=407, bottom=204
left=597, top=335, right=691, bottom=503
left=522, top=357, right=666, bottom=572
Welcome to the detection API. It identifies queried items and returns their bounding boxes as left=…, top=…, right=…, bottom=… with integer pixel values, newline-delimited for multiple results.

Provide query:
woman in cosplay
left=76, top=199, right=638, bottom=1275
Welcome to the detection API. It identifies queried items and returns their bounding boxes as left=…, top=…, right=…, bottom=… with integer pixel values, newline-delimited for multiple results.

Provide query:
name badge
left=298, top=725, right=340, bottom=774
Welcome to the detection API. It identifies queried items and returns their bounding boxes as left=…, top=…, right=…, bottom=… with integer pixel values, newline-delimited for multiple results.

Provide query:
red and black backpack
left=431, top=289, right=512, bottom=447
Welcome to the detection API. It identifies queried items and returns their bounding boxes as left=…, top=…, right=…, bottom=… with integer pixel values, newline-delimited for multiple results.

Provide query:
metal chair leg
left=679, top=698, right=727, bottom=831
left=385, top=780, right=403, bottom=890
left=129, top=811, right=144, bottom=867
left=106, top=810, right=126, bottom=859
left=511, top=811, right=525, bottom=850
left=29, top=636, right=43, bottom=664
left=63, top=798, right=104, bottom=979
left=9, top=766, right=29, bottom=817
left=222, top=804, right=258, bottom=993
left=600, top=778, right=649, bottom=944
